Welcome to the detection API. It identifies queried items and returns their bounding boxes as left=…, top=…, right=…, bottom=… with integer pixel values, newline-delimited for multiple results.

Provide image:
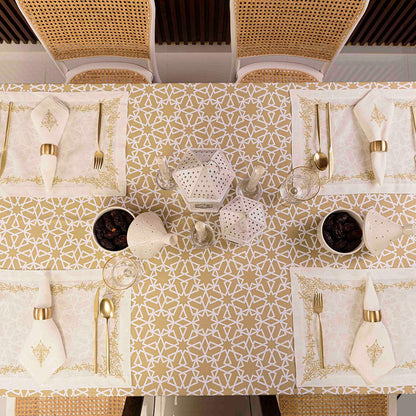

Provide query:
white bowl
left=92, top=206, right=134, bottom=253
left=317, top=209, right=364, bottom=255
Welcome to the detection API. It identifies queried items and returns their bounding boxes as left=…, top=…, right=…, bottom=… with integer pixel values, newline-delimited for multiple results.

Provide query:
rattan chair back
left=15, top=397, right=126, bottom=416
left=278, top=394, right=390, bottom=416
left=231, top=0, right=368, bottom=62
left=16, top=0, right=153, bottom=61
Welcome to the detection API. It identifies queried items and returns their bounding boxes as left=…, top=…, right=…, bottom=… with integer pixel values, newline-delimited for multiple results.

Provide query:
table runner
left=290, top=89, right=416, bottom=195
left=0, top=91, right=128, bottom=196
left=0, top=270, right=131, bottom=389
left=291, top=267, right=416, bottom=388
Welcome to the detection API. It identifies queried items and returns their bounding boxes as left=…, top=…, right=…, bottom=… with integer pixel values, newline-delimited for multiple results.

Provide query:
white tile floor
left=1, top=43, right=416, bottom=415
left=1, top=43, right=416, bottom=84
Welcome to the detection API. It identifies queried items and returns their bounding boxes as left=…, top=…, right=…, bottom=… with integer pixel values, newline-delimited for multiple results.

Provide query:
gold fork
left=93, top=102, right=104, bottom=169
left=313, top=292, right=325, bottom=368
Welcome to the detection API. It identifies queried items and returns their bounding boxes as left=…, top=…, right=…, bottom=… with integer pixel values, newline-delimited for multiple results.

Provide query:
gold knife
left=94, top=287, right=100, bottom=374
left=327, top=102, right=333, bottom=180
left=0, top=102, right=13, bottom=177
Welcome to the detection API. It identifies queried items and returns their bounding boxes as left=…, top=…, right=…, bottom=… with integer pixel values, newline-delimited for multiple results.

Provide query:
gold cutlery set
left=411, top=106, right=416, bottom=168
left=0, top=102, right=12, bottom=177
left=94, top=288, right=115, bottom=375
left=313, top=292, right=325, bottom=368
left=314, top=103, right=333, bottom=180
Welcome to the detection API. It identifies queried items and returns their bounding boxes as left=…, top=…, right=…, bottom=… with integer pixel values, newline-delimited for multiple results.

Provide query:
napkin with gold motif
left=31, top=96, right=69, bottom=193
left=353, top=89, right=395, bottom=186
left=18, top=274, right=66, bottom=384
left=349, top=276, right=395, bottom=384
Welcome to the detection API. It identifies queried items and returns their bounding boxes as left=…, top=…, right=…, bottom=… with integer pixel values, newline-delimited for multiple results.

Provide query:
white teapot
left=127, top=212, right=178, bottom=259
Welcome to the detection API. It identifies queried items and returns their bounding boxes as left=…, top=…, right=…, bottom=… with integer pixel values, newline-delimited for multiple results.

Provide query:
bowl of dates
left=317, top=209, right=364, bottom=255
left=93, top=207, right=134, bottom=252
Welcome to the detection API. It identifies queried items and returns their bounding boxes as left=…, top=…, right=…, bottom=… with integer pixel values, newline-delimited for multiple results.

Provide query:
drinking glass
left=102, top=255, right=140, bottom=290
left=279, top=166, right=320, bottom=204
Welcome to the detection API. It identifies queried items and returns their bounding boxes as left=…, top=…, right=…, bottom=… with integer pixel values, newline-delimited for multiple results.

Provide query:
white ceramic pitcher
left=127, top=212, right=178, bottom=259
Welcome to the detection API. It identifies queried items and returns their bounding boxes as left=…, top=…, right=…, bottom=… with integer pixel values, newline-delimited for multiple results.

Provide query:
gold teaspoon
left=313, top=104, right=329, bottom=171
left=100, top=298, right=115, bottom=375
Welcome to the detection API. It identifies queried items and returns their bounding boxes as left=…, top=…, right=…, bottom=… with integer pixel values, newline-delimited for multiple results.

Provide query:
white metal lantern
left=173, top=149, right=235, bottom=212
left=220, top=196, right=266, bottom=244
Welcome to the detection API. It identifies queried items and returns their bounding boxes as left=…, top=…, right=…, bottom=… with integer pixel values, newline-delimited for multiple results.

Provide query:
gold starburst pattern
left=31, top=340, right=51, bottom=367
left=40, top=109, right=58, bottom=132
left=366, top=340, right=384, bottom=367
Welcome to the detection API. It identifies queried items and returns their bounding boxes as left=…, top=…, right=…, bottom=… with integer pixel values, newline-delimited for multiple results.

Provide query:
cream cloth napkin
left=290, top=88, right=416, bottom=195
left=353, top=90, right=395, bottom=186
left=289, top=267, right=416, bottom=388
left=18, top=274, right=66, bottom=385
left=0, top=91, right=128, bottom=197
left=349, top=276, right=395, bottom=384
left=31, top=96, right=70, bottom=193
left=0, top=270, right=131, bottom=390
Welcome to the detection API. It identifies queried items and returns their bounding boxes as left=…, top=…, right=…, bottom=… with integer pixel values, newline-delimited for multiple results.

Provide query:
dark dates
left=322, top=211, right=362, bottom=253
left=94, top=209, right=134, bottom=251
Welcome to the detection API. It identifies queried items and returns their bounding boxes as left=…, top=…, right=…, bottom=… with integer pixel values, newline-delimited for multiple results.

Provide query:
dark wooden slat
left=6, top=0, right=36, bottom=42
left=122, top=397, right=144, bottom=416
left=4, top=0, right=416, bottom=47
left=189, top=0, right=197, bottom=44
left=379, top=1, right=415, bottom=44
left=157, top=0, right=171, bottom=45
left=259, top=396, right=281, bottom=416
left=208, top=0, right=215, bottom=44
left=178, top=0, right=188, bottom=44
left=167, top=0, right=180, bottom=44
left=365, top=1, right=398, bottom=45
left=199, top=0, right=205, bottom=44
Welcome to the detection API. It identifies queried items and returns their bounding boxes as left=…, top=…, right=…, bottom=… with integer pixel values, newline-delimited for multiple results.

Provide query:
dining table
left=0, top=81, right=415, bottom=397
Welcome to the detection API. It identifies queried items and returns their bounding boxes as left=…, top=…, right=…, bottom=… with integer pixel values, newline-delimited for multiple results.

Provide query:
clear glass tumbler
left=279, top=166, right=320, bottom=204
left=102, top=255, right=140, bottom=290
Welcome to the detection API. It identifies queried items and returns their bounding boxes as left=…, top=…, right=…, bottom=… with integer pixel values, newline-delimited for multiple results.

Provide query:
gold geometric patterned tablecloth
left=0, top=82, right=415, bottom=397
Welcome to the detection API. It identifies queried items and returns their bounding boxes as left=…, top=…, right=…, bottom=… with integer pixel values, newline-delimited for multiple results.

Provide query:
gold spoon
left=313, top=104, right=329, bottom=171
left=100, top=298, right=115, bottom=375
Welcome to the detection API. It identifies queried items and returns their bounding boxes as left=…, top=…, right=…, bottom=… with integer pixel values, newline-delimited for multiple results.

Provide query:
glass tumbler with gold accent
left=102, top=255, right=140, bottom=290
left=279, top=166, right=320, bottom=204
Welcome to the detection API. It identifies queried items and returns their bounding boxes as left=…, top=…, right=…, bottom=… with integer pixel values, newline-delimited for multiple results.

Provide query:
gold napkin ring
left=363, top=309, right=382, bottom=322
left=33, top=307, right=52, bottom=320
left=40, top=144, right=58, bottom=156
left=369, top=140, right=388, bottom=153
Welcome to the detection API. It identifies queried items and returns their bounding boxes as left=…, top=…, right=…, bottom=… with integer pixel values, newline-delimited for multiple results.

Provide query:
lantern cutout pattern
left=364, top=209, right=416, bottom=256
left=220, top=196, right=266, bottom=245
left=173, top=149, right=236, bottom=212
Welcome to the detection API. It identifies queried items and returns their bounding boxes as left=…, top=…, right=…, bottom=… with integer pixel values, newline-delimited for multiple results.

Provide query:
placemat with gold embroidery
left=0, top=270, right=131, bottom=389
left=291, top=89, right=416, bottom=194
left=0, top=91, right=128, bottom=196
left=291, top=267, right=416, bottom=387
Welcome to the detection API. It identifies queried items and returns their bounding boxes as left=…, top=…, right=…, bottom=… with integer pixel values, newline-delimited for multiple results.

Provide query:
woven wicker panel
left=15, top=397, right=126, bottom=416
left=239, top=68, right=319, bottom=83
left=233, top=0, right=367, bottom=61
left=279, top=394, right=389, bottom=416
left=16, top=0, right=152, bottom=60
left=69, top=68, right=150, bottom=84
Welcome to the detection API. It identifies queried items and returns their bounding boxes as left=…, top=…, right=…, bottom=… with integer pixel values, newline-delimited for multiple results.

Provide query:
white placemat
left=0, top=270, right=131, bottom=389
left=290, top=88, right=416, bottom=194
left=290, top=267, right=416, bottom=387
left=0, top=91, right=128, bottom=196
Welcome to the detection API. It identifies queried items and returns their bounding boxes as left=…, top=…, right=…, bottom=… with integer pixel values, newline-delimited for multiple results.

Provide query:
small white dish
left=317, top=209, right=364, bottom=255
left=92, top=206, right=134, bottom=253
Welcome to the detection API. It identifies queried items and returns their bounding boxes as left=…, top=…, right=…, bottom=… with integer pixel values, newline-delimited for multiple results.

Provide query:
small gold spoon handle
left=316, top=104, right=321, bottom=152
left=411, top=106, right=416, bottom=168
left=106, top=318, right=110, bottom=375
